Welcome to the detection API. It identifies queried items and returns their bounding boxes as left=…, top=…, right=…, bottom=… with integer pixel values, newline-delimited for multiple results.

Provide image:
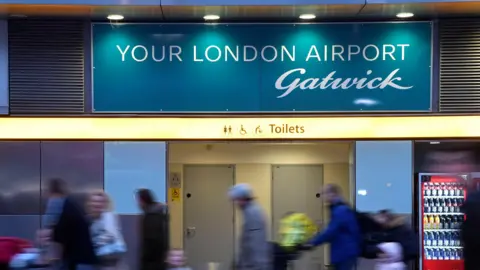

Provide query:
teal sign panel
left=92, top=22, right=432, bottom=112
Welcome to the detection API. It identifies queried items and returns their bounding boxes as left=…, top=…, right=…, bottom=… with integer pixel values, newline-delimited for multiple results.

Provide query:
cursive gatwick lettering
left=275, top=68, right=413, bottom=98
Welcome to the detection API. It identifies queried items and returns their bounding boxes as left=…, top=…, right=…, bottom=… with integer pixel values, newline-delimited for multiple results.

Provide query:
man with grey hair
left=229, top=183, right=270, bottom=270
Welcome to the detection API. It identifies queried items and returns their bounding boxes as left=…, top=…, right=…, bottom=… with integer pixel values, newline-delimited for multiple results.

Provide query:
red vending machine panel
left=420, top=175, right=466, bottom=270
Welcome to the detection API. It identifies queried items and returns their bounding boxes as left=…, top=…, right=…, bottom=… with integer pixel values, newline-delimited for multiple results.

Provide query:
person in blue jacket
left=301, top=184, right=361, bottom=270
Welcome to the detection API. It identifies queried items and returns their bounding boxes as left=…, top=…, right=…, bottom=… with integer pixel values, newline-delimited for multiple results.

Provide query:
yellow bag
left=278, top=212, right=318, bottom=249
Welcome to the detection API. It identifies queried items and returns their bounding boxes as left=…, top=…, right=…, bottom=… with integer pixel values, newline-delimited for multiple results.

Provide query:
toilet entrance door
left=272, top=164, right=325, bottom=270
left=183, top=165, right=235, bottom=270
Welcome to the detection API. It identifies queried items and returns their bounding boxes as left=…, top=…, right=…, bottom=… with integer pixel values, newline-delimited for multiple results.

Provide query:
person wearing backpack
left=373, top=210, right=418, bottom=265
left=362, top=210, right=417, bottom=270
left=299, top=184, right=361, bottom=270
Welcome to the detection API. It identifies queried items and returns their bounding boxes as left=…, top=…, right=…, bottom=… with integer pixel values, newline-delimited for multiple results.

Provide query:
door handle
left=185, top=227, right=196, bottom=238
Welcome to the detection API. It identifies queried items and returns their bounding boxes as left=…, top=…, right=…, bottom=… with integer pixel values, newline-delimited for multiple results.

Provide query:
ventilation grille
left=440, top=19, right=480, bottom=113
left=9, top=20, right=85, bottom=114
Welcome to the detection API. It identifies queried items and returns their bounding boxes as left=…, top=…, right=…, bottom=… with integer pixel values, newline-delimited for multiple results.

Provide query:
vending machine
left=418, top=174, right=467, bottom=270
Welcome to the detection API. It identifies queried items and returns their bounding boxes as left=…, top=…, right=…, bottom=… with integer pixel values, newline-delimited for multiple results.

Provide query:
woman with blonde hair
left=87, top=190, right=127, bottom=270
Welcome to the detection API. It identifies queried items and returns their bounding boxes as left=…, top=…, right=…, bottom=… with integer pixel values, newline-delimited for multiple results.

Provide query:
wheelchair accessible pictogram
left=240, top=125, right=247, bottom=135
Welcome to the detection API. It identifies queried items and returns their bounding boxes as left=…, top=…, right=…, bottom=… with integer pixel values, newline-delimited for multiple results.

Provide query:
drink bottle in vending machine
left=419, top=174, right=467, bottom=270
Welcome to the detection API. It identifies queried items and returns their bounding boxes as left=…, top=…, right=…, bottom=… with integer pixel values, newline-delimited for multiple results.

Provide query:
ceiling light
left=203, top=15, right=220, bottom=21
left=107, top=14, right=124, bottom=20
left=396, top=12, right=414, bottom=18
left=299, top=14, right=316, bottom=20
left=430, top=141, right=440, bottom=144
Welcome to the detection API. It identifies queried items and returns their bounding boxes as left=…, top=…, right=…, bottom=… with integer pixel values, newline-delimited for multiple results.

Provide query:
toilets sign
left=92, top=22, right=432, bottom=113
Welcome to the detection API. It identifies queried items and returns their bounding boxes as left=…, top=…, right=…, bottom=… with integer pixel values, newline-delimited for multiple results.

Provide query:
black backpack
left=354, top=211, right=385, bottom=259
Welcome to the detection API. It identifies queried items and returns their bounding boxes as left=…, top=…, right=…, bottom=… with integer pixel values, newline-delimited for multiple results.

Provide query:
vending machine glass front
left=420, top=174, right=466, bottom=270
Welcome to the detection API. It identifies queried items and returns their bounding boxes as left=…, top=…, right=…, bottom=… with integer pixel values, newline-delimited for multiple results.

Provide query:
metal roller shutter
left=440, top=19, right=480, bottom=113
left=9, top=20, right=85, bottom=114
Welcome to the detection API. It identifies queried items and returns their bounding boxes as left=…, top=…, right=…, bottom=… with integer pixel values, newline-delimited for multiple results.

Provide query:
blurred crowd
left=34, top=178, right=169, bottom=270
left=4, top=178, right=480, bottom=270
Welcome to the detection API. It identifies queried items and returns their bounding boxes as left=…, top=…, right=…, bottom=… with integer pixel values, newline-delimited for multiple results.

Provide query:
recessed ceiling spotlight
left=203, top=15, right=220, bottom=21
left=107, top=14, right=124, bottom=20
left=299, top=14, right=316, bottom=20
left=396, top=12, right=414, bottom=18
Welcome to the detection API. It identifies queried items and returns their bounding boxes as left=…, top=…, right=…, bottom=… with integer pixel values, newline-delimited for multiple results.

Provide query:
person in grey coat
left=229, top=183, right=271, bottom=270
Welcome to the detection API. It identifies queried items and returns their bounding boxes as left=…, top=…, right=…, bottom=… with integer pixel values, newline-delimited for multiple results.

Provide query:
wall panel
left=40, top=141, right=104, bottom=209
left=0, top=216, right=40, bottom=241
left=0, top=142, right=41, bottom=215
left=355, top=141, right=413, bottom=214
left=104, top=141, right=167, bottom=214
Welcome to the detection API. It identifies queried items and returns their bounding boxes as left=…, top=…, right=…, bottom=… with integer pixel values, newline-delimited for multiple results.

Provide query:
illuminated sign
left=92, top=22, right=432, bottom=113
left=0, top=116, right=478, bottom=139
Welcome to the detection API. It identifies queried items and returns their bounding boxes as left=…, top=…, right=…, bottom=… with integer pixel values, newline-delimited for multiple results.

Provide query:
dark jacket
left=140, top=203, right=169, bottom=270
left=461, top=189, right=480, bottom=270
left=52, top=196, right=97, bottom=267
left=356, top=212, right=384, bottom=259
left=308, top=201, right=361, bottom=264
left=363, top=216, right=418, bottom=264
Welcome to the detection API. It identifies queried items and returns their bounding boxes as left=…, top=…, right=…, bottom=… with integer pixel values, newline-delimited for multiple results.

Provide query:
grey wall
left=0, top=141, right=167, bottom=270
left=0, top=141, right=104, bottom=240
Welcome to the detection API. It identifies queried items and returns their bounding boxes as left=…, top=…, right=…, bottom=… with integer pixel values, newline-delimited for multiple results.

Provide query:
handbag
left=96, top=241, right=126, bottom=256
left=91, top=213, right=127, bottom=262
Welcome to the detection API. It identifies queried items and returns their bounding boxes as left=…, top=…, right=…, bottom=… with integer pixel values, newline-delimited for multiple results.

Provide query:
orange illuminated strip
left=0, top=116, right=478, bottom=140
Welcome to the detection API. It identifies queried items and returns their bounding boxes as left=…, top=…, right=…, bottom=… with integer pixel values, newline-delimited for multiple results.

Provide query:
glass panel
left=104, top=141, right=167, bottom=214
left=355, top=141, right=413, bottom=214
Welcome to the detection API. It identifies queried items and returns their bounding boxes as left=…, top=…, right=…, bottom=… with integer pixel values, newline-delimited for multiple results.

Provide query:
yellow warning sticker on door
left=170, top=188, right=181, bottom=202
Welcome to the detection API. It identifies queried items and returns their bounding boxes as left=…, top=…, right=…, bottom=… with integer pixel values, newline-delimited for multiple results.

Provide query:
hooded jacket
left=140, top=203, right=169, bottom=270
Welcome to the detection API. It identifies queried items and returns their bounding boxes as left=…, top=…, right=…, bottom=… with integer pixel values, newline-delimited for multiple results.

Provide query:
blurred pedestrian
left=461, top=182, right=480, bottom=270
left=38, top=177, right=67, bottom=264
left=374, top=242, right=405, bottom=270
left=136, top=189, right=169, bottom=270
left=48, top=178, right=97, bottom=270
left=300, top=184, right=360, bottom=270
left=43, top=178, right=67, bottom=229
left=229, top=183, right=270, bottom=270
left=166, top=249, right=191, bottom=270
left=88, top=190, right=127, bottom=270
left=373, top=210, right=417, bottom=265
